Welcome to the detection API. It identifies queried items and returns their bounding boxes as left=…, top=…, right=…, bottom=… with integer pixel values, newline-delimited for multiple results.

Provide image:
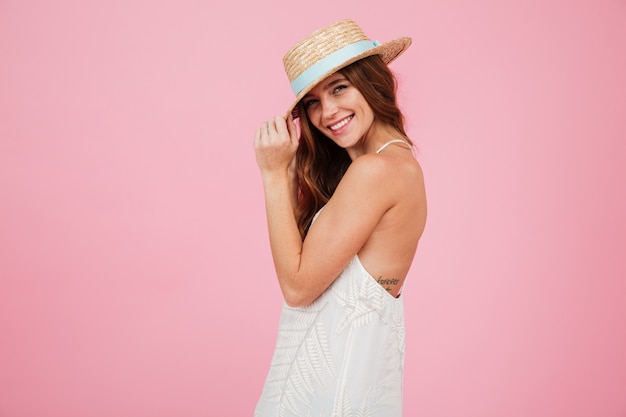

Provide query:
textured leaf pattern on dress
left=306, top=322, right=336, bottom=380
left=390, top=312, right=405, bottom=355
left=332, top=260, right=390, bottom=334
left=356, top=388, right=374, bottom=417
left=255, top=255, right=405, bottom=417
left=371, top=329, right=403, bottom=408
left=259, top=301, right=336, bottom=417
left=330, top=386, right=377, bottom=417
left=332, top=385, right=352, bottom=417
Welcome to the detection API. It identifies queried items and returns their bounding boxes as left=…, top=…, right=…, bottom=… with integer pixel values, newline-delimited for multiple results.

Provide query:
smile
left=328, top=115, right=353, bottom=131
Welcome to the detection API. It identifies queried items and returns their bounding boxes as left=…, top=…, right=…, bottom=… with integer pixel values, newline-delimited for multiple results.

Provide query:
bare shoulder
left=341, top=150, right=425, bottom=192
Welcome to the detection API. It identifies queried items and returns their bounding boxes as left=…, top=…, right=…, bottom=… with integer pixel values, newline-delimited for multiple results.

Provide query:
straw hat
left=283, top=19, right=411, bottom=118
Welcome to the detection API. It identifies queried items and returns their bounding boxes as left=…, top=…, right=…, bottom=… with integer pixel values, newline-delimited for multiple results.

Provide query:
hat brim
left=287, top=36, right=412, bottom=119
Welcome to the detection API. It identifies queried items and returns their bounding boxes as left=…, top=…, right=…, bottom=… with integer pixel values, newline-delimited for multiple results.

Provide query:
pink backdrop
left=1, top=1, right=625, bottom=416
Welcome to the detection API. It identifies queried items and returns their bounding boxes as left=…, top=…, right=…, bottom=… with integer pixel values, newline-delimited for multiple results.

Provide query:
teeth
left=329, top=116, right=352, bottom=131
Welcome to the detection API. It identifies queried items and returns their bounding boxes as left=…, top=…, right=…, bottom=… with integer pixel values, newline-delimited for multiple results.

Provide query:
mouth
left=328, top=115, right=353, bottom=131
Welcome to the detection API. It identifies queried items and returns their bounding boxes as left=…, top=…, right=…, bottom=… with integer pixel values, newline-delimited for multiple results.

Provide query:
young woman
left=254, top=20, right=427, bottom=417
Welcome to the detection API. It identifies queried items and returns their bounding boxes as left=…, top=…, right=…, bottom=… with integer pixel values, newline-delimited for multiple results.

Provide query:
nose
left=321, top=97, right=338, bottom=120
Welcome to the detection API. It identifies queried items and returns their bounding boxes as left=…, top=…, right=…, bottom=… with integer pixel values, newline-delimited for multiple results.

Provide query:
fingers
left=260, top=118, right=272, bottom=141
left=271, top=115, right=299, bottom=151
left=255, top=115, right=299, bottom=158
left=287, top=115, right=298, bottom=144
left=255, top=118, right=274, bottom=149
left=266, top=117, right=277, bottom=138
left=254, top=115, right=299, bottom=172
left=274, top=115, right=289, bottom=143
left=257, top=117, right=278, bottom=139
left=257, top=116, right=293, bottom=143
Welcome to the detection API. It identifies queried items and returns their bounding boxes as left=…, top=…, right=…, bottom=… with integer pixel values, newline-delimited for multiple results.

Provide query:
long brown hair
left=294, top=55, right=410, bottom=237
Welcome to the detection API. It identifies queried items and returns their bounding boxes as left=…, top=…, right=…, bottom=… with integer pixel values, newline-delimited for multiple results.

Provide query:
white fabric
left=254, top=255, right=405, bottom=417
left=375, top=139, right=412, bottom=153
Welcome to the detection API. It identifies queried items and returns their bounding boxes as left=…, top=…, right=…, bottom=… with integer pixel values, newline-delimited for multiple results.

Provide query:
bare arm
left=255, top=116, right=304, bottom=304
left=255, top=117, right=397, bottom=307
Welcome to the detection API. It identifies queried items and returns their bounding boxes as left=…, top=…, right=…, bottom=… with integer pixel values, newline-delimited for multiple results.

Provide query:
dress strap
left=375, top=139, right=412, bottom=153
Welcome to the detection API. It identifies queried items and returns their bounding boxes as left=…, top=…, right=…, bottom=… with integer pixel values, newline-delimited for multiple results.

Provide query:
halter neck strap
left=375, top=139, right=412, bottom=154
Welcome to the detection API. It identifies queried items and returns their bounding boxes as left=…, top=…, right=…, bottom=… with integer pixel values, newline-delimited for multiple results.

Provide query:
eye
left=304, top=99, right=318, bottom=109
left=332, top=84, right=348, bottom=94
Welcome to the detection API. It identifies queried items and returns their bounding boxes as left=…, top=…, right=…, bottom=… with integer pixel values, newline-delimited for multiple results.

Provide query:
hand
left=254, top=115, right=299, bottom=176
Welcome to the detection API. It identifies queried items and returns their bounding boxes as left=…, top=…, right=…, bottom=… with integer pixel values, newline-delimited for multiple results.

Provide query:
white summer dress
left=254, top=139, right=411, bottom=417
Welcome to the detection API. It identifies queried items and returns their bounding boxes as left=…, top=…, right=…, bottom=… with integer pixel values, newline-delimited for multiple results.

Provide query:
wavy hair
left=294, top=55, right=411, bottom=237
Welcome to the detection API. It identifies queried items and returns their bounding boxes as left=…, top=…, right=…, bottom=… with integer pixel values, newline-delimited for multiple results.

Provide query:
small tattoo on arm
left=376, top=276, right=399, bottom=292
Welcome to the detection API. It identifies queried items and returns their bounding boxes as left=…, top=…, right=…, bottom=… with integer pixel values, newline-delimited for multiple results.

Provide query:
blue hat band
left=290, top=39, right=380, bottom=96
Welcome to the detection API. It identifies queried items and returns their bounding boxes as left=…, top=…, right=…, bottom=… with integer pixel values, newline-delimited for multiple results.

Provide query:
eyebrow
left=323, top=77, right=348, bottom=90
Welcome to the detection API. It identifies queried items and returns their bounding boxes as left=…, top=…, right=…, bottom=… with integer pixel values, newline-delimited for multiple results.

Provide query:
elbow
left=281, top=285, right=315, bottom=308
left=283, top=292, right=310, bottom=308
left=284, top=298, right=306, bottom=308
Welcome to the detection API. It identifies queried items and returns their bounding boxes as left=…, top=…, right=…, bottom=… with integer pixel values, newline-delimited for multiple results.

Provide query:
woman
left=254, top=20, right=426, bottom=417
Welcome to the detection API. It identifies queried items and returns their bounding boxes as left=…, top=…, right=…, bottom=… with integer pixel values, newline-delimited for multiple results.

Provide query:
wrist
left=261, top=170, right=291, bottom=185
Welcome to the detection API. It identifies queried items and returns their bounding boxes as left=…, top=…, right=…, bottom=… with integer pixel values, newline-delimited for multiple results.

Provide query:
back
left=355, top=144, right=427, bottom=297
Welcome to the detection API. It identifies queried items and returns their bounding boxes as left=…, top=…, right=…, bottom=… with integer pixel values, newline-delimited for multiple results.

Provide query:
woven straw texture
left=282, top=19, right=411, bottom=117
left=283, top=20, right=369, bottom=82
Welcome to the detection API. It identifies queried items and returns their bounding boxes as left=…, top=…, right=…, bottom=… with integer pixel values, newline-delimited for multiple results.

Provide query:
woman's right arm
left=256, top=116, right=402, bottom=306
left=255, top=116, right=307, bottom=305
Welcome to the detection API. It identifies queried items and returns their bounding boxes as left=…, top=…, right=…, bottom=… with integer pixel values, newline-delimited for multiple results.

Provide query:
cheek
left=360, top=103, right=375, bottom=121
left=307, top=109, right=323, bottom=129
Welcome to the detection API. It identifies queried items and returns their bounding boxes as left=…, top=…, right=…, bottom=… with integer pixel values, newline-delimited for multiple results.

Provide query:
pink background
left=1, top=1, right=625, bottom=416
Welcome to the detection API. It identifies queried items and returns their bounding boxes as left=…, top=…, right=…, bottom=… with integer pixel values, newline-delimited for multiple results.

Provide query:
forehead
left=305, top=72, right=347, bottom=97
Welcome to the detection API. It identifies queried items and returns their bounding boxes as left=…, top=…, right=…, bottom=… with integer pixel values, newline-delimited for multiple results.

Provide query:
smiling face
left=301, top=72, right=377, bottom=152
